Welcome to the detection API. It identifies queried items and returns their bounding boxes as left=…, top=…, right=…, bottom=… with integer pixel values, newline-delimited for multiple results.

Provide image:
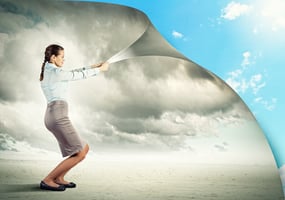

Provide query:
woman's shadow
left=0, top=183, right=41, bottom=193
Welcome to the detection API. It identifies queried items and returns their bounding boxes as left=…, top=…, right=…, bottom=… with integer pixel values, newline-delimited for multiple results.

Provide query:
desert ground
left=0, top=155, right=283, bottom=200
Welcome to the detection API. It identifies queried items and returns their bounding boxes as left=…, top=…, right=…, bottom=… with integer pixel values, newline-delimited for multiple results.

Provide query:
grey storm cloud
left=0, top=0, right=261, bottom=154
left=214, top=144, right=228, bottom=152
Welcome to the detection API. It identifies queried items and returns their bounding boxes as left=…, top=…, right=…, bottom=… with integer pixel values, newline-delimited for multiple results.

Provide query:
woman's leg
left=55, top=144, right=89, bottom=184
left=42, top=144, right=89, bottom=187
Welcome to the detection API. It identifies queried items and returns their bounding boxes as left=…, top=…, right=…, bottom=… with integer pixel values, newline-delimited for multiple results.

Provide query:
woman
left=39, top=44, right=109, bottom=191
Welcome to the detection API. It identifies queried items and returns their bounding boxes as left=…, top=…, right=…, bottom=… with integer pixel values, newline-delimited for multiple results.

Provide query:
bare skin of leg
left=42, top=144, right=89, bottom=187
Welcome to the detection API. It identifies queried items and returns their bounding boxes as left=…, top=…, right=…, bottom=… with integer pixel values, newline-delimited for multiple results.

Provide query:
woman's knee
left=75, top=144, right=89, bottom=161
left=84, top=144, right=89, bottom=154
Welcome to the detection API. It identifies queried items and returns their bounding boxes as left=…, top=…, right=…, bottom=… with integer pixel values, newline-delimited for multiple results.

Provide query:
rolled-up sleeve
left=55, top=66, right=100, bottom=81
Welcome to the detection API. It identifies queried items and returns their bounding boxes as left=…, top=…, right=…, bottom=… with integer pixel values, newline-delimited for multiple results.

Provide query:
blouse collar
left=45, top=62, right=58, bottom=69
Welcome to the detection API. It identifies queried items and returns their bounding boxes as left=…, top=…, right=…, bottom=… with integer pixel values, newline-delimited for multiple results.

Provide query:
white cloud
left=228, top=69, right=242, bottom=78
left=225, top=51, right=252, bottom=93
left=226, top=51, right=265, bottom=94
left=241, top=51, right=251, bottom=67
left=226, top=51, right=254, bottom=93
left=229, top=73, right=265, bottom=95
left=0, top=133, right=60, bottom=160
left=249, top=74, right=266, bottom=94
left=254, top=97, right=277, bottom=111
left=214, top=144, right=228, bottom=152
left=221, top=1, right=251, bottom=20
left=172, top=30, right=183, bottom=39
left=226, top=51, right=276, bottom=111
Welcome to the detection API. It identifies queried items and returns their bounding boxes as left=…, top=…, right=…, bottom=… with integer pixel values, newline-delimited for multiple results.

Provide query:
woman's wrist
left=91, top=62, right=103, bottom=68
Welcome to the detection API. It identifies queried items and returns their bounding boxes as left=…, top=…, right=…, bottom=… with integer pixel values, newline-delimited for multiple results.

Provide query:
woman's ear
left=50, top=55, right=56, bottom=63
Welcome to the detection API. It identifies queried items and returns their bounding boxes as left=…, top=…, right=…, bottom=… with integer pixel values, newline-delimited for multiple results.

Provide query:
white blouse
left=41, top=62, right=100, bottom=103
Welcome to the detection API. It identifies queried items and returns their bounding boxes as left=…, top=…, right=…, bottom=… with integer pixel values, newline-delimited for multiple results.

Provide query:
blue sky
left=82, top=0, right=285, bottom=167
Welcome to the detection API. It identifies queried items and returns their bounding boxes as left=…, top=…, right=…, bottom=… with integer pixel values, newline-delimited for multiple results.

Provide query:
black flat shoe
left=57, top=182, right=76, bottom=188
left=40, top=181, right=66, bottom=191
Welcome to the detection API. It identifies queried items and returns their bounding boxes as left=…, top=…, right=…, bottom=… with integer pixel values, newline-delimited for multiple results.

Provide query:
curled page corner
left=107, top=18, right=188, bottom=64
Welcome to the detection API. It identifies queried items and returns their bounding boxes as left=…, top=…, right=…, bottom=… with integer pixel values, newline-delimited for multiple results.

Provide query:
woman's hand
left=91, top=62, right=109, bottom=71
left=91, top=62, right=103, bottom=68
left=99, top=62, right=109, bottom=72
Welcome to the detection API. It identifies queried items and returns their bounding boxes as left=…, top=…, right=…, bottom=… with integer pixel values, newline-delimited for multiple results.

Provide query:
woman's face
left=51, top=50, right=64, bottom=67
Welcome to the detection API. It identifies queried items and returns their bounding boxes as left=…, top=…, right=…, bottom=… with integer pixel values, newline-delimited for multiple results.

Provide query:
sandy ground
left=0, top=158, right=284, bottom=200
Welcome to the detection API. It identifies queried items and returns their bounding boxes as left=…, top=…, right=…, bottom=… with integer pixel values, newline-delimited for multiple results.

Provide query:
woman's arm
left=56, top=62, right=109, bottom=81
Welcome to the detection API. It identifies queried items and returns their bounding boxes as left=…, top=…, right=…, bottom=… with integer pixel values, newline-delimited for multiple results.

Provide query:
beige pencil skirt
left=44, top=100, right=85, bottom=157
